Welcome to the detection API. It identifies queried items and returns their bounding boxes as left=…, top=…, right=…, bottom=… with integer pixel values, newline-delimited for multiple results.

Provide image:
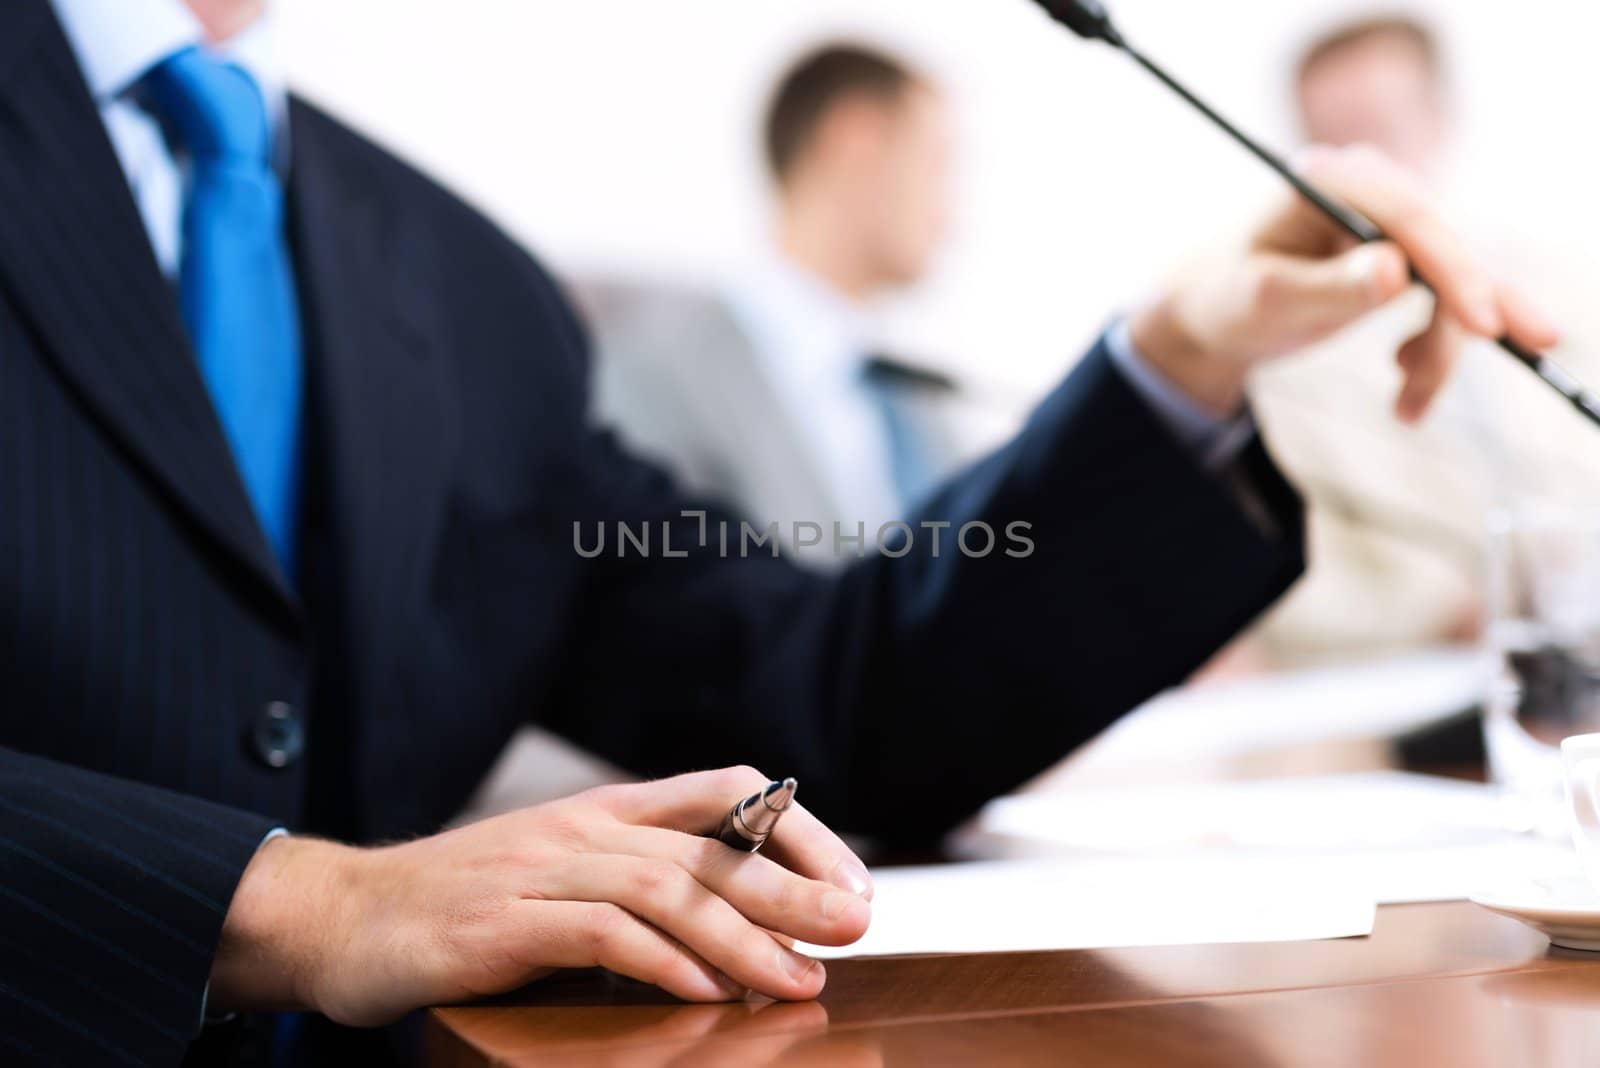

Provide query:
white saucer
left=1471, top=875, right=1600, bottom=951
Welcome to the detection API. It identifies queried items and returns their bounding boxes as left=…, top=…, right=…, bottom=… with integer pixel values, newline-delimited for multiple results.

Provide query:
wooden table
left=423, top=901, right=1600, bottom=1067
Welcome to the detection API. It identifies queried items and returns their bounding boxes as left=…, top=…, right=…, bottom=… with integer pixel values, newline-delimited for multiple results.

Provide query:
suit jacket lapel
left=0, top=0, right=295, bottom=611
left=287, top=99, right=451, bottom=686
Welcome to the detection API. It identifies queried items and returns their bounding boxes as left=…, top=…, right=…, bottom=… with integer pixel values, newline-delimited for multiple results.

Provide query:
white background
left=277, top=0, right=1600, bottom=390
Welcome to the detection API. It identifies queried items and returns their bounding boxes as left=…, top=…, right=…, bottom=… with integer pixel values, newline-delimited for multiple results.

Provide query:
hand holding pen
left=212, top=768, right=872, bottom=1022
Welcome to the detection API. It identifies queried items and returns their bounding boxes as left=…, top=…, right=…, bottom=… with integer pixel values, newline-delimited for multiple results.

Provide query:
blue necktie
left=862, top=361, right=938, bottom=511
left=142, top=48, right=303, bottom=578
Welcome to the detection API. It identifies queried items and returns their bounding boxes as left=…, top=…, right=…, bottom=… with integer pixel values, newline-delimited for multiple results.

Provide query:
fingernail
left=1470, top=297, right=1503, bottom=335
left=1345, top=245, right=1383, bottom=291
left=1289, top=144, right=1325, bottom=174
left=1527, top=315, right=1561, bottom=347
left=830, top=858, right=874, bottom=900
left=780, top=948, right=821, bottom=984
left=1395, top=391, right=1422, bottom=424
left=820, top=890, right=857, bottom=921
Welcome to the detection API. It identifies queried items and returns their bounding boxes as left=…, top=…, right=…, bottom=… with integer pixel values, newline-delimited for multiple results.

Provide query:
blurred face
left=184, top=0, right=263, bottom=41
left=1297, top=34, right=1446, bottom=179
left=793, top=83, right=954, bottom=292
left=861, top=85, right=954, bottom=288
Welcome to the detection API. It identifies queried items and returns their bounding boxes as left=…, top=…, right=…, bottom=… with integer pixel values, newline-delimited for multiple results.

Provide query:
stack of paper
left=801, top=773, right=1573, bottom=960
left=800, top=855, right=1377, bottom=959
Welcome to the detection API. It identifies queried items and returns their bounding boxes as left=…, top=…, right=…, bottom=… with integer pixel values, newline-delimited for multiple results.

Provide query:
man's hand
left=208, top=767, right=874, bottom=1026
left=1130, top=144, right=1561, bottom=422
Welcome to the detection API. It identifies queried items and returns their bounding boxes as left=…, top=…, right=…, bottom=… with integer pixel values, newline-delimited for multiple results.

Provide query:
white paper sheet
left=799, top=856, right=1376, bottom=959
left=975, top=772, right=1516, bottom=854
left=964, top=772, right=1574, bottom=906
left=1255, top=839, right=1577, bottom=904
left=1066, top=650, right=1488, bottom=776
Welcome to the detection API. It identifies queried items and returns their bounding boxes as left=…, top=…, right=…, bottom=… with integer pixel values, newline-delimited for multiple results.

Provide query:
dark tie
left=862, top=355, right=955, bottom=509
left=141, top=47, right=304, bottom=578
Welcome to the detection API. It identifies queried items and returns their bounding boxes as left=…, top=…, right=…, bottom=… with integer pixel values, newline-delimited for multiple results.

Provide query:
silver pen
left=713, top=778, right=797, bottom=852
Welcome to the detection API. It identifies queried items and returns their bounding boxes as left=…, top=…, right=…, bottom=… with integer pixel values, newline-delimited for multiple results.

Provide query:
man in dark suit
left=0, top=0, right=1558, bottom=1064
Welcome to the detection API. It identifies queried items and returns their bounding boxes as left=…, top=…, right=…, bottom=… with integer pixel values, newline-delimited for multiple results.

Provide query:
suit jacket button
left=252, top=702, right=305, bottom=769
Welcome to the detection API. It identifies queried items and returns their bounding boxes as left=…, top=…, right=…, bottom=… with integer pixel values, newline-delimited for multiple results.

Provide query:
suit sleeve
left=0, top=748, right=279, bottom=1066
left=544, top=335, right=1305, bottom=843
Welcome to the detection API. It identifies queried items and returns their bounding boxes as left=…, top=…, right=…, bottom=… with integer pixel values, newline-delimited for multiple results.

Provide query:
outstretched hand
left=1130, top=143, right=1561, bottom=422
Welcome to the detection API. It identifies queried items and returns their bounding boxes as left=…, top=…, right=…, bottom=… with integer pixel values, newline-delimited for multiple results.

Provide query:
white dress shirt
left=724, top=256, right=910, bottom=533
left=49, top=0, right=289, bottom=281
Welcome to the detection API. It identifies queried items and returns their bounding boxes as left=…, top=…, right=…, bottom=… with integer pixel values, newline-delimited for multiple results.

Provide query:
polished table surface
left=423, top=901, right=1600, bottom=1067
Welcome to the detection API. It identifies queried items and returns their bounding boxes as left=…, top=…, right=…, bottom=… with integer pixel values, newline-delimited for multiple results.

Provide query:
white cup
left=1561, top=733, right=1600, bottom=891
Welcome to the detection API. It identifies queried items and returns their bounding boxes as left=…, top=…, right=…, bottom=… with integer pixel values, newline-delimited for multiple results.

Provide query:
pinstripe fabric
left=1, top=1, right=1307, bottom=1063
left=0, top=753, right=277, bottom=1065
left=1, top=5, right=320, bottom=1062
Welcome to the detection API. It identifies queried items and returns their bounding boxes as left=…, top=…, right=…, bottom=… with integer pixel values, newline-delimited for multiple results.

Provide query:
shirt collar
left=49, top=0, right=288, bottom=132
left=726, top=252, right=874, bottom=389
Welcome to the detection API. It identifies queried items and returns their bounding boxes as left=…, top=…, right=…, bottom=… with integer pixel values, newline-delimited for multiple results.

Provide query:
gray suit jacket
left=578, top=280, right=1009, bottom=567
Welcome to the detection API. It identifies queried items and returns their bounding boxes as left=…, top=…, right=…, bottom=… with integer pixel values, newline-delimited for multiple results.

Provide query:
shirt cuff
left=198, top=827, right=289, bottom=1032
left=1103, top=319, right=1256, bottom=470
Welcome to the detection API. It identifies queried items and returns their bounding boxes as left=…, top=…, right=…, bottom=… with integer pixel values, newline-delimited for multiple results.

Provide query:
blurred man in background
left=1295, top=16, right=1447, bottom=181
left=473, top=44, right=989, bottom=820
left=587, top=44, right=1006, bottom=567
left=1242, top=13, right=1600, bottom=666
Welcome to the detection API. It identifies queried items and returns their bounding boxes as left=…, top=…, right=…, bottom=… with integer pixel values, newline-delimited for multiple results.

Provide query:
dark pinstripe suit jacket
left=0, top=1, right=1306, bottom=1063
